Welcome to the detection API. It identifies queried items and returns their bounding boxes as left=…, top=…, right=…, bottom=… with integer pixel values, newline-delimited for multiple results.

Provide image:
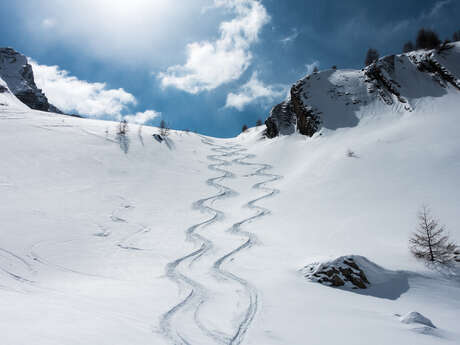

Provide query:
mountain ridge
left=265, top=42, right=460, bottom=138
left=0, top=47, right=62, bottom=114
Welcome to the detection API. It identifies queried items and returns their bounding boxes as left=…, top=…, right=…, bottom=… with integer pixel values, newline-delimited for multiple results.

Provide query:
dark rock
left=0, top=47, right=62, bottom=113
left=264, top=82, right=321, bottom=138
left=153, top=134, right=164, bottom=143
left=264, top=101, right=296, bottom=138
left=302, top=256, right=371, bottom=289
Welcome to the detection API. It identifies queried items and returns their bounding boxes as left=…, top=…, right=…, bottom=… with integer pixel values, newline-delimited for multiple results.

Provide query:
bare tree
left=364, top=48, right=379, bottom=66
left=410, top=206, right=457, bottom=265
left=453, top=30, right=460, bottom=42
left=256, top=119, right=263, bottom=126
left=117, top=119, right=129, bottom=135
left=416, top=28, right=441, bottom=50
left=159, top=119, right=170, bottom=137
left=242, top=124, right=248, bottom=132
left=403, top=41, right=414, bottom=53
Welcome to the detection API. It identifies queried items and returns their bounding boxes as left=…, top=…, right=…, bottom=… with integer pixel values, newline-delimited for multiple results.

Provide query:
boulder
left=302, top=256, right=370, bottom=289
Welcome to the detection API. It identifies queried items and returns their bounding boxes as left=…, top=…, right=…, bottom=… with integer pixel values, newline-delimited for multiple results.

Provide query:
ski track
left=160, top=139, right=281, bottom=345
left=159, top=138, right=240, bottom=345
left=0, top=248, right=36, bottom=285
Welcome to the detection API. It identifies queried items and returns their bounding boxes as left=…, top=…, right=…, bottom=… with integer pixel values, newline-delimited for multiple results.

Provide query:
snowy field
left=1, top=78, right=460, bottom=344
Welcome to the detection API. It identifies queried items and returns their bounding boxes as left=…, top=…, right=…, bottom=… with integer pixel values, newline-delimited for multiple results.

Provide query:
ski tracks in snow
left=160, top=139, right=281, bottom=345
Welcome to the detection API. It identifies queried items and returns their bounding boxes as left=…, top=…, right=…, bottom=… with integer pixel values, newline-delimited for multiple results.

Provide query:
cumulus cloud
left=124, top=110, right=160, bottom=125
left=225, top=72, right=286, bottom=111
left=159, top=0, right=270, bottom=94
left=30, top=59, right=137, bottom=118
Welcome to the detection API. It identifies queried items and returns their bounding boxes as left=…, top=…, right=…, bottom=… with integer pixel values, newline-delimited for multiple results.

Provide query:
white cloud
left=305, top=61, right=320, bottom=75
left=158, top=0, right=270, bottom=94
left=225, top=72, right=286, bottom=111
left=280, top=28, right=299, bottom=45
left=124, top=110, right=160, bottom=125
left=22, top=1, right=212, bottom=67
left=387, top=0, right=453, bottom=34
left=428, top=0, right=452, bottom=17
left=29, top=59, right=136, bottom=118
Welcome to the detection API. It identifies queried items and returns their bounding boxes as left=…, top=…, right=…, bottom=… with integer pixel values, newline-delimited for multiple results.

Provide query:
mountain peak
left=0, top=47, right=62, bottom=113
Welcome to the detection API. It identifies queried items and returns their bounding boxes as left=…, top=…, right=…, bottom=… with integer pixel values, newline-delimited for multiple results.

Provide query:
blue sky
left=1, top=0, right=459, bottom=137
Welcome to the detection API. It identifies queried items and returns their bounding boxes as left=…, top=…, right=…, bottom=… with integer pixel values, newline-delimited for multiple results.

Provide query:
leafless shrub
left=410, top=205, right=457, bottom=266
left=117, top=120, right=129, bottom=135
left=160, top=119, right=170, bottom=137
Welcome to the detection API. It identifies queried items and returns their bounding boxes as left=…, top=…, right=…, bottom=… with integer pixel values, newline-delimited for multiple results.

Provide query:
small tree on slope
left=403, top=41, right=414, bottom=53
left=416, top=28, right=441, bottom=50
left=159, top=119, right=169, bottom=137
left=364, top=48, right=379, bottom=66
left=453, top=30, right=460, bottom=42
left=117, top=119, right=129, bottom=135
left=410, top=206, right=457, bottom=265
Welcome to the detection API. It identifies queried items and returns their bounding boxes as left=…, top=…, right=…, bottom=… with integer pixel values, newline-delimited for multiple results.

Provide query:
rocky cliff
left=0, top=48, right=62, bottom=113
left=265, top=42, right=460, bottom=138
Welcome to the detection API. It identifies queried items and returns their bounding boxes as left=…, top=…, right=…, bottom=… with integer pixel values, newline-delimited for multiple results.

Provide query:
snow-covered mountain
left=0, top=45, right=459, bottom=345
left=0, top=47, right=62, bottom=113
left=265, top=42, right=460, bottom=137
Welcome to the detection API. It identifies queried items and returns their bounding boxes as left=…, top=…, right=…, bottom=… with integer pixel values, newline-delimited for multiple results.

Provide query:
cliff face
left=0, top=48, right=62, bottom=113
left=265, top=43, right=460, bottom=138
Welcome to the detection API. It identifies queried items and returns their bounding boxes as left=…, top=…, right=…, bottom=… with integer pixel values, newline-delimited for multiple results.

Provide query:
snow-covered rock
left=0, top=47, right=61, bottom=113
left=265, top=42, right=460, bottom=137
left=300, top=256, right=411, bottom=299
left=400, top=311, right=436, bottom=328
left=301, top=255, right=370, bottom=289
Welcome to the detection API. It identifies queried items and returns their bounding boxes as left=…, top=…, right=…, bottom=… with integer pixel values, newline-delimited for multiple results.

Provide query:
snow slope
left=1, top=66, right=460, bottom=344
left=0, top=76, right=30, bottom=111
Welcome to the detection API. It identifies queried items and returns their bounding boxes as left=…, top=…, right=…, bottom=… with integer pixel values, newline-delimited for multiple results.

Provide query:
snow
left=1, top=49, right=460, bottom=344
left=400, top=311, right=436, bottom=328
left=0, top=76, right=30, bottom=111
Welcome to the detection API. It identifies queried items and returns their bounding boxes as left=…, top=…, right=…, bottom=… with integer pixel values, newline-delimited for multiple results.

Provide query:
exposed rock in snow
left=265, top=42, right=460, bottom=138
left=0, top=47, right=62, bottom=113
left=400, top=311, right=436, bottom=328
left=301, top=256, right=370, bottom=289
left=301, top=256, right=410, bottom=299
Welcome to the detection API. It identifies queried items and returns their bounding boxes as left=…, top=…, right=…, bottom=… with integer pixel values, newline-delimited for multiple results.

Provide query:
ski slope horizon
left=1, top=45, right=460, bottom=344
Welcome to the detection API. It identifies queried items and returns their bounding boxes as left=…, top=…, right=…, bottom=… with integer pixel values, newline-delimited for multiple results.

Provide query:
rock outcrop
left=265, top=43, right=460, bottom=138
left=301, top=256, right=370, bottom=289
left=0, top=48, right=62, bottom=113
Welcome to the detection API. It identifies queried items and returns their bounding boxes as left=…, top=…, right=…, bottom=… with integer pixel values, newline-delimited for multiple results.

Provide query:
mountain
left=265, top=42, right=460, bottom=137
left=0, top=47, right=62, bottom=113
left=0, top=48, right=459, bottom=345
